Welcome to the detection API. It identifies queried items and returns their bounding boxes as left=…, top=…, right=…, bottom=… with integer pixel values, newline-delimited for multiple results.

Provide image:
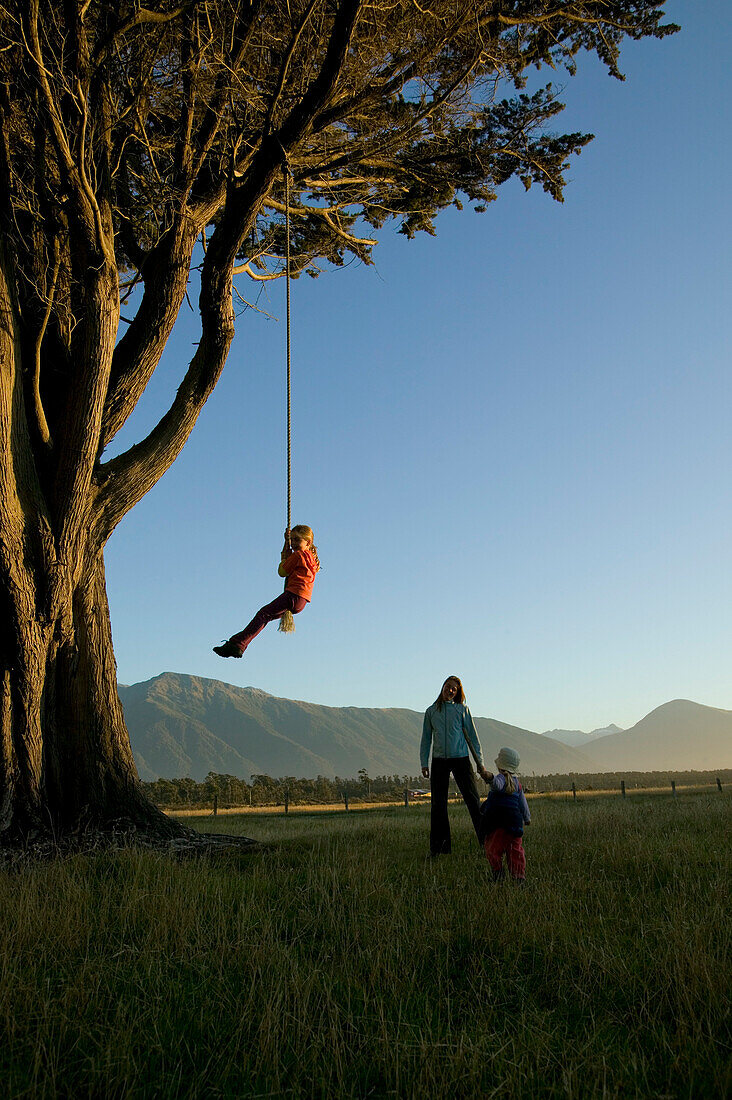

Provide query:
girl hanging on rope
left=213, top=525, right=320, bottom=658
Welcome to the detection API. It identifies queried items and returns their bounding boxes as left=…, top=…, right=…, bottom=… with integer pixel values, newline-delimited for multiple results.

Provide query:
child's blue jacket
left=420, top=702, right=485, bottom=769
left=479, top=774, right=531, bottom=840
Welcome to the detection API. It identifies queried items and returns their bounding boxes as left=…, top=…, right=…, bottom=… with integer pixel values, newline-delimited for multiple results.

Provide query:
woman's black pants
left=429, top=756, right=482, bottom=855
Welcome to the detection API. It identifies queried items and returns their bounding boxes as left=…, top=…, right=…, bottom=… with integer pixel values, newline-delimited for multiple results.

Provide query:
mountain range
left=120, top=673, right=588, bottom=781
left=119, top=674, right=732, bottom=781
left=578, top=699, right=732, bottom=772
left=541, top=724, right=624, bottom=748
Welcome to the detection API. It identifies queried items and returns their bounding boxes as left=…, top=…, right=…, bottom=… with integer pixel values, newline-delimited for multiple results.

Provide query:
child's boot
left=213, top=640, right=243, bottom=658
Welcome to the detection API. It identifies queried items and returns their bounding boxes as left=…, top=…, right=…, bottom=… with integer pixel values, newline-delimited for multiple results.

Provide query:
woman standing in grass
left=420, top=676, right=492, bottom=856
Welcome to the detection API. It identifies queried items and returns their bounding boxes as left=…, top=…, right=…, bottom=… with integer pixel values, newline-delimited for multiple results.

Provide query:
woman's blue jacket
left=420, top=701, right=485, bottom=770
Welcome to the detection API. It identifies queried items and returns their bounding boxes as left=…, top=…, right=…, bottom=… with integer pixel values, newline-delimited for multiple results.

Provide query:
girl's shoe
left=213, top=640, right=243, bottom=658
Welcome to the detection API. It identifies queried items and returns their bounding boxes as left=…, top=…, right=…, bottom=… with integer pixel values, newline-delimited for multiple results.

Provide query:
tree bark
left=1, top=552, right=178, bottom=841
left=0, top=240, right=179, bottom=845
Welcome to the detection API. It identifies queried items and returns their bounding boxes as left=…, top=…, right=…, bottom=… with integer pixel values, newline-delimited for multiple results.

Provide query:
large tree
left=0, top=1, right=676, bottom=843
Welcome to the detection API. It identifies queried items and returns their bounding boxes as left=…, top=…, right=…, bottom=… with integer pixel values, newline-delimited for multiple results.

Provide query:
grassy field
left=1, top=791, right=729, bottom=1098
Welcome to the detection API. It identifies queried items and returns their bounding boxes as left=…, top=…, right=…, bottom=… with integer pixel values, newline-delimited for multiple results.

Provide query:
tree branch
left=94, top=4, right=190, bottom=64
left=29, top=238, right=59, bottom=450
left=276, top=0, right=365, bottom=149
left=93, top=240, right=237, bottom=545
left=101, top=218, right=199, bottom=452
left=187, top=0, right=269, bottom=203
left=23, top=0, right=114, bottom=267
left=263, top=0, right=322, bottom=137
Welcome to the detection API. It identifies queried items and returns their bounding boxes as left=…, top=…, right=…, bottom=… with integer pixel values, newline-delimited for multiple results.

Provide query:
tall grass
left=1, top=791, right=729, bottom=1098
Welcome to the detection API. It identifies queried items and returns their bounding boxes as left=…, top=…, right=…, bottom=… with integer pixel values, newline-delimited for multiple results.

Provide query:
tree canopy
left=0, top=1, right=677, bottom=531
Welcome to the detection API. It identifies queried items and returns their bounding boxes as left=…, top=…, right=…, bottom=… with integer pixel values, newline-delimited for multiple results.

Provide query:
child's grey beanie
left=495, top=746, right=520, bottom=773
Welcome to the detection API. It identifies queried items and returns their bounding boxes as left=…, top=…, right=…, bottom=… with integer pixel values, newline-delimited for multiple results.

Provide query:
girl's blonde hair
left=499, top=769, right=516, bottom=794
left=291, top=525, right=320, bottom=569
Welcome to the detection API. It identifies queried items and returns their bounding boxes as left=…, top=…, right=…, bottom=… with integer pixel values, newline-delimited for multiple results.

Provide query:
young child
left=213, top=525, right=320, bottom=658
left=479, top=746, right=531, bottom=882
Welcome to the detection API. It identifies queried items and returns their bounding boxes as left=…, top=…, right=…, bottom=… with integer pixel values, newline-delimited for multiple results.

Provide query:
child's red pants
left=483, top=828, right=526, bottom=880
left=230, top=590, right=307, bottom=652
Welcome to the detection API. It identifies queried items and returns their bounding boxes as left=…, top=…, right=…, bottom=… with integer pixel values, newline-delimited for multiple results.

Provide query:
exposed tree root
left=0, top=817, right=261, bottom=867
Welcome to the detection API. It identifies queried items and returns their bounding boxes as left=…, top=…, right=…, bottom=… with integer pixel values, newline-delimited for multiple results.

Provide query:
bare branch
left=23, top=0, right=114, bottom=266
left=94, top=4, right=189, bottom=64
left=263, top=0, right=322, bottom=137
left=30, top=238, right=60, bottom=449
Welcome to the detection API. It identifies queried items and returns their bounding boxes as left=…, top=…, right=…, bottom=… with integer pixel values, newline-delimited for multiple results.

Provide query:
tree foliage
left=0, top=3, right=677, bottom=524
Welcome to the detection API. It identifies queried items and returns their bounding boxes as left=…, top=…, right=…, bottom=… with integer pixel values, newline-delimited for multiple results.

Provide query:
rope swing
left=285, top=161, right=292, bottom=537
left=279, top=162, right=296, bottom=633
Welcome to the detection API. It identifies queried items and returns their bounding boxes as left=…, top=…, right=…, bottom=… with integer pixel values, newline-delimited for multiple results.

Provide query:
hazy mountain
left=541, top=724, right=623, bottom=748
left=580, top=700, right=732, bottom=771
left=120, top=672, right=592, bottom=781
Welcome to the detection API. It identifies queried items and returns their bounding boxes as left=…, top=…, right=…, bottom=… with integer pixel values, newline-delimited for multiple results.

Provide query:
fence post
left=404, top=787, right=409, bottom=807
left=572, top=783, right=577, bottom=800
left=213, top=793, right=218, bottom=817
left=717, top=777, right=723, bottom=793
left=344, top=791, right=349, bottom=812
left=621, top=780, right=626, bottom=799
left=671, top=780, right=676, bottom=798
left=284, top=787, right=289, bottom=815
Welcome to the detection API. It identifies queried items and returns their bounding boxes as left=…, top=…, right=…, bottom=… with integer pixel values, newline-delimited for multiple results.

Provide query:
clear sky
left=105, top=2, right=731, bottom=735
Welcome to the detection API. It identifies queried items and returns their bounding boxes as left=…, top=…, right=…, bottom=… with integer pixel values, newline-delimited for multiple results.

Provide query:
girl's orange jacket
left=279, top=548, right=319, bottom=602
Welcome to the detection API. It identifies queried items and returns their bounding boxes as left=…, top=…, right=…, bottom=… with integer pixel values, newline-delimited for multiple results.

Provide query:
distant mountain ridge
left=119, top=676, right=732, bottom=781
left=581, top=700, right=732, bottom=772
left=541, top=724, right=624, bottom=748
left=120, top=673, right=591, bottom=781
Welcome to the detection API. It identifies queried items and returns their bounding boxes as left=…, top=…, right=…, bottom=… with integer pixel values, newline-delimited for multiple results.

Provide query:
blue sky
left=106, top=2, right=731, bottom=734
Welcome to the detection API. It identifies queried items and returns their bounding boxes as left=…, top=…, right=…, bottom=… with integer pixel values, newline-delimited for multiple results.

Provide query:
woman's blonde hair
left=291, top=525, right=320, bottom=569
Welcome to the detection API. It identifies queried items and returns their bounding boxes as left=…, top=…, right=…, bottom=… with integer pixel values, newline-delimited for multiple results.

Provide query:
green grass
left=1, top=791, right=730, bottom=1098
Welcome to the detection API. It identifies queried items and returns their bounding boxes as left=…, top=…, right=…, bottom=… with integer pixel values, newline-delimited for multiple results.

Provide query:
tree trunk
left=1, top=549, right=179, bottom=842
left=0, top=241, right=179, bottom=846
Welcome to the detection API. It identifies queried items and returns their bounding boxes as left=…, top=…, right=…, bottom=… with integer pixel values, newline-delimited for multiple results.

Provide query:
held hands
left=421, top=766, right=429, bottom=779
left=478, top=765, right=494, bottom=784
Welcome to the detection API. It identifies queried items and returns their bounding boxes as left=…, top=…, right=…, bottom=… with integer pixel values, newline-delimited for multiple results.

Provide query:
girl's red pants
left=230, top=590, right=307, bottom=652
left=483, top=828, right=526, bottom=880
